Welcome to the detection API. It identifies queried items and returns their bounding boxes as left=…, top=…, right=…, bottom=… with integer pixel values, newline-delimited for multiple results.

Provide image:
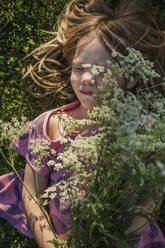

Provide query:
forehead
left=73, top=35, right=112, bottom=65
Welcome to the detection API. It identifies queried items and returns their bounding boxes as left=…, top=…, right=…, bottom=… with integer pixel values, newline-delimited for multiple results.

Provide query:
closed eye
left=72, top=65, right=84, bottom=72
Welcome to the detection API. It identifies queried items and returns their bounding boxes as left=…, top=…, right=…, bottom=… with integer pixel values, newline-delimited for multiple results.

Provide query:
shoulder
left=47, top=114, right=60, bottom=141
left=33, top=101, right=80, bottom=141
left=30, top=110, right=54, bottom=139
left=47, top=102, right=81, bottom=141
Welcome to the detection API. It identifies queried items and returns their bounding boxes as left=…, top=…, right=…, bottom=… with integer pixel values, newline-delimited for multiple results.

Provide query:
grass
left=0, top=218, right=37, bottom=248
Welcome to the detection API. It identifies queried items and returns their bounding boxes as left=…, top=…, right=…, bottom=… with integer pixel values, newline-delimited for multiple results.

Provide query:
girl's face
left=70, top=35, right=126, bottom=113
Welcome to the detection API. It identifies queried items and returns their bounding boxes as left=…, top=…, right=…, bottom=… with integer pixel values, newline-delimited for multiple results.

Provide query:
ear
left=126, top=75, right=138, bottom=89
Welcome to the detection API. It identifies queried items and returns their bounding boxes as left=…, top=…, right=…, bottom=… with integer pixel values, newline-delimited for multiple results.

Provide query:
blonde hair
left=24, top=0, right=165, bottom=98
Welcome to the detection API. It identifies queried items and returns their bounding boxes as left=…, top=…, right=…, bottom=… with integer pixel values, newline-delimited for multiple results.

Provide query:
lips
left=80, top=89, right=93, bottom=95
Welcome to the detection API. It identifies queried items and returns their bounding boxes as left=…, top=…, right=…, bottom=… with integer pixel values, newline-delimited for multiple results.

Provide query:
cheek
left=96, top=74, right=104, bottom=86
left=70, top=72, right=81, bottom=88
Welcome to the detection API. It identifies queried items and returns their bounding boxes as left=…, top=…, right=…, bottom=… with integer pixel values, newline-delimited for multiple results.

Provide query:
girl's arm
left=124, top=197, right=163, bottom=235
left=22, top=163, right=55, bottom=248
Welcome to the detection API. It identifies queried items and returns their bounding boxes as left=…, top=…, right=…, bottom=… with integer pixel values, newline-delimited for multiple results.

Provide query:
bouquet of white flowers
left=45, top=48, right=165, bottom=248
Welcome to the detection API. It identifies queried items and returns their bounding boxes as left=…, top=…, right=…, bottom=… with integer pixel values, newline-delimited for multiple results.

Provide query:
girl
left=0, top=0, right=165, bottom=247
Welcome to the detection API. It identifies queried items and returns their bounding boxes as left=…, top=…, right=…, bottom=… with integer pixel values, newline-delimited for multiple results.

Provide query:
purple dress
left=0, top=101, right=165, bottom=247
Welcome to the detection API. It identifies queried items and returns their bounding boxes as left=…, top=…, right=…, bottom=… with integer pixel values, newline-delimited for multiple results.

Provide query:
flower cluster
left=82, top=64, right=105, bottom=77
left=46, top=48, right=165, bottom=247
left=112, top=48, right=160, bottom=85
left=28, top=138, right=56, bottom=168
left=0, top=116, right=29, bottom=145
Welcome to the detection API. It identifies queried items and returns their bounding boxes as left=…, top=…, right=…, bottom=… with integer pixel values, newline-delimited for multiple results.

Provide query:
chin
left=82, top=103, right=94, bottom=110
left=77, top=96, right=95, bottom=111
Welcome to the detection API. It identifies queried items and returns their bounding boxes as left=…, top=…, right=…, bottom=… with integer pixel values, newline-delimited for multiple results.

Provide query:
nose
left=81, top=71, right=95, bottom=85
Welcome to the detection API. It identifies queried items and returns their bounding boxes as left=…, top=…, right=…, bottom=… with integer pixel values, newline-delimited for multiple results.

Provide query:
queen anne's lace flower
left=0, top=116, right=31, bottom=144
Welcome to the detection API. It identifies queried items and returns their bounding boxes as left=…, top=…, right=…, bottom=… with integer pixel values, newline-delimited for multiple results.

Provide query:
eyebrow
left=72, top=61, right=107, bottom=67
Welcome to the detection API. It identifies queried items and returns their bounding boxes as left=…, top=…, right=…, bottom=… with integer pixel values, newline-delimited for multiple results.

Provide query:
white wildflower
left=54, top=162, right=64, bottom=171
left=47, top=160, right=56, bottom=167
left=0, top=116, right=30, bottom=144
left=90, top=65, right=105, bottom=77
left=82, top=64, right=92, bottom=69
left=28, top=138, right=53, bottom=168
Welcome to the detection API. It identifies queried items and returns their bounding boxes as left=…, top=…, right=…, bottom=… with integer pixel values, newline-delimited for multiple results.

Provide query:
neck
left=72, top=104, right=90, bottom=120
